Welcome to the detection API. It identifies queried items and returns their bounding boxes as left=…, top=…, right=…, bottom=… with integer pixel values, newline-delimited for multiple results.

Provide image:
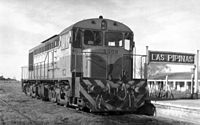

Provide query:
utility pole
left=134, top=47, right=136, bottom=78
left=144, top=46, right=149, bottom=79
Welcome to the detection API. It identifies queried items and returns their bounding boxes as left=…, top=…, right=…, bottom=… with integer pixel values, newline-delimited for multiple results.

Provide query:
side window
left=61, top=33, right=70, bottom=49
left=124, top=40, right=130, bottom=50
left=124, top=32, right=132, bottom=51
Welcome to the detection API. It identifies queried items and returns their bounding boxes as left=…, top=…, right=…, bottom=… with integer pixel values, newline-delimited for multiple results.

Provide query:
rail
left=0, top=98, right=38, bottom=124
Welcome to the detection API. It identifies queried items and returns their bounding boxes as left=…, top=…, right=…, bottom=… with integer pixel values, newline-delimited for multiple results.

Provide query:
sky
left=0, top=0, right=200, bottom=80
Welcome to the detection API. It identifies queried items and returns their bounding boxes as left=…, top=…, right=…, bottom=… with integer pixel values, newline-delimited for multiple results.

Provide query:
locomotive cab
left=69, top=19, right=135, bottom=81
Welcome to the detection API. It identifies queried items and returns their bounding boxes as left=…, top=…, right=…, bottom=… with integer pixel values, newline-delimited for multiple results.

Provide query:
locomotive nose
left=82, top=48, right=132, bottom=80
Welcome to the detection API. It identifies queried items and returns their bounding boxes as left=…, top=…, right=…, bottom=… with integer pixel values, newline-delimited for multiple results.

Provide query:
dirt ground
left=0, top=81, right=195, bottom=125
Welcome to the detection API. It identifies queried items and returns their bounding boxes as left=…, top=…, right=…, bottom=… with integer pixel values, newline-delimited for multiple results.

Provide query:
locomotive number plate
left=104, top=49, right=118, bottom=54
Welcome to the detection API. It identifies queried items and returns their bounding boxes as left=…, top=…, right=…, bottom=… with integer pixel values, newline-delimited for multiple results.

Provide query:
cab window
left=105, top=32, right=123, bottom=47
left=84, top=30, right=102, bottom=46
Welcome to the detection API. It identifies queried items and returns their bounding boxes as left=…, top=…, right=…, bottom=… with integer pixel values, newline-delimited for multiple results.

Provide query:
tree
left=0, top=75, right=5, bottom=80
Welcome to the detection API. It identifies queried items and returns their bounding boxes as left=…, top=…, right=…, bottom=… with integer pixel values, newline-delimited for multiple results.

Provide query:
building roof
left=149, top=72, right=200, bottom=80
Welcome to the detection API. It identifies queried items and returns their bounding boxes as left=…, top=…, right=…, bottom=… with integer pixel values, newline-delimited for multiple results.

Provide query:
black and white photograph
left=0, top=0, right=200, bottom=124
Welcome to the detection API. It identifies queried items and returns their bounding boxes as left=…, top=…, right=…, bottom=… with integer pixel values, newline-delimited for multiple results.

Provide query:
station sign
left=148, top=51, right=195, bottom=64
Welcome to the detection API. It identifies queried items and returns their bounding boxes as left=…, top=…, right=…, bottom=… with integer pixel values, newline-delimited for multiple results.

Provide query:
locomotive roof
left=60, top=18, right=133, bottom=35
left=41, top=35, right=58, bottom=43
left=29, top=35, right=59, bottom=53
left=29, top=17, right=133, bottom=53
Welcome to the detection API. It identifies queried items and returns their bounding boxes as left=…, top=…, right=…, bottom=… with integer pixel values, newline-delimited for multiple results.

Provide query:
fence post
left=165, top=75, right=168, bottom=91
left=134, top=47, right=136, bottom=78
left=21, top=67, right=23, bottom=80
left=191, top=74, right=194, bottom=98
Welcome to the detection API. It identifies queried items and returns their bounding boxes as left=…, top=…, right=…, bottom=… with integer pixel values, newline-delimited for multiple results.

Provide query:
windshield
left=105, top=32, right=133, bottom=50
left=75, top=29, right=133, bottom=50
left=105, top=32, right=123, bottom=47
left=84, top=30, right=102, bottom=46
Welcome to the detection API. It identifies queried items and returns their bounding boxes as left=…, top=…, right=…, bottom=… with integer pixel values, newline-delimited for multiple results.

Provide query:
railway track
left=0, top=81, right=191, bottom=125
left=154, top=103, right=200, bottom=124
left=59, top=101, right=159, bottom=124
left=0, top=98, right=38, bottom=125
left=0, top=95, right=190, bottom=125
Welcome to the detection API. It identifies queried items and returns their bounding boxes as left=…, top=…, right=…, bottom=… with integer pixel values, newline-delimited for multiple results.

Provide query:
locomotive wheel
left=30, top=86, right=33, bottom=97
left=42, top=86, right=49, bottom=101
left=82, top=107, right=92, bottom=113
left=24, top=85, right=27, bottom=95
left=37, top=85, right=42, bottom=99
left=56, top=95, right=64, bottom=106
left=30, top=85, right=36, bottom=98
left=31, top=86, right=36, bottom=98
left=26, top=85, right=31, bottom=96
left=136, top=101, right=156, bottom=116
left=48, top=89, right=56, bottom=103
left=56, top=93, right=61, bottom=105
left=22, top=83, right=26, bottom=93
left=48, top=89, right=52, bottom=101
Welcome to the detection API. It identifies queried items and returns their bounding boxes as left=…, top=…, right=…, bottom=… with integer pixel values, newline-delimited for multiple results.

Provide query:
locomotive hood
left=82, top=47, right=133, bottom=80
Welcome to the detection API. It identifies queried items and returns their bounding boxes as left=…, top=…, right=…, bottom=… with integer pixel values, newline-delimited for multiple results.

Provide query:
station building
left=147, top=72, right=200, bottom=99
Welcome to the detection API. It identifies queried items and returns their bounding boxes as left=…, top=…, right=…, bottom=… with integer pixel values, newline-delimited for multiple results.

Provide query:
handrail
left=21, top=51, right=147, bottom=80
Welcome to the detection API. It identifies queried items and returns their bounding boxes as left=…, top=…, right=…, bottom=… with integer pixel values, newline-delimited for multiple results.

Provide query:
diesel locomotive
left=21, top=16, right=155, bottom=115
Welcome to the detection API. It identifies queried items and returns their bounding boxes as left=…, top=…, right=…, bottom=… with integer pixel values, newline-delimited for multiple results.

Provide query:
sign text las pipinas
left=149, top=51, right=195, bottom=64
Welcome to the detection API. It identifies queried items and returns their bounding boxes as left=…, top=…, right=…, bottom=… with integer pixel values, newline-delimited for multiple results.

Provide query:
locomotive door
left=71, top=28, right=82, bottom=97
left=71, top=48, right=82, bottom=97
left=47, top=51, right=55, bottom=79
left=71, top=28, right=83, bottom=77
